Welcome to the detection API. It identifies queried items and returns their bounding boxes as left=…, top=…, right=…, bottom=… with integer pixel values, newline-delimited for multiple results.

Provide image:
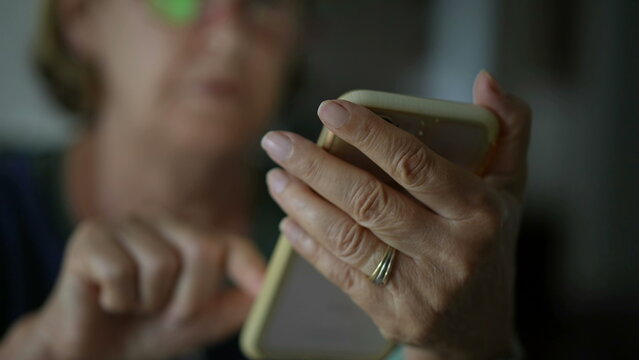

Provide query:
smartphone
left=240, top=90, right=499, bottom=360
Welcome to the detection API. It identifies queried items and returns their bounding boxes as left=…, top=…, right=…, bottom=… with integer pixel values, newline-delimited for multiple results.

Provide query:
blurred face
left=77, top=0, right=299, bottom=156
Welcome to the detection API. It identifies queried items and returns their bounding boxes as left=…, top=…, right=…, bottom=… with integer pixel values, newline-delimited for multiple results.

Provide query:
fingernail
left=266, top=169, right=289, bottom=193
left=318, top=100, right=349, bottom=129
left=261, top=132, right=293, bottom=162
left=480, top=69, right=503, bottom=95
left=280, top=219, right=315, bottom=253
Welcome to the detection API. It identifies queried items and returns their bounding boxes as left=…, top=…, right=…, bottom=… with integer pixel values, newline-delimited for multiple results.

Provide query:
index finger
left=317, top=99, right=486, bottom=221
left=154, top=216, right=265, bottom=297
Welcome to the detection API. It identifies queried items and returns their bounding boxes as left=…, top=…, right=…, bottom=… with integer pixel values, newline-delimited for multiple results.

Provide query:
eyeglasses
left=148, top=0, right=199, bottom=25
left=147, top=0, right=297, bottom=28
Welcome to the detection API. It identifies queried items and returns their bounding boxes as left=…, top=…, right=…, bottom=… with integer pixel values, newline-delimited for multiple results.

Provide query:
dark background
left=1, top=0, right=638, bottom=358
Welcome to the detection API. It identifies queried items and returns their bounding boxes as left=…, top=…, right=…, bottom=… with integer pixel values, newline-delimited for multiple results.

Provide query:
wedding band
left=369, top=245, right=397, bottom=285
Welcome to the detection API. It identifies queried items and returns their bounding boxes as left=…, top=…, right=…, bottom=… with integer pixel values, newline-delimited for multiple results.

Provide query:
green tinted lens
left=149, top=0, right=202, bottom=25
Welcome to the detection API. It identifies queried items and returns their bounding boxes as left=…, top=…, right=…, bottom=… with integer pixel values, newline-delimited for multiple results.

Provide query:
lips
left=198, top=78, right=243, bottom=100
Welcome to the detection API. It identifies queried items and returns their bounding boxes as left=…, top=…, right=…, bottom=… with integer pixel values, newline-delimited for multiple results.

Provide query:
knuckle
left=393, top=145, right=432, bottom=189
left=102, top=259, right=135, bottom=284
left=451, top=252, right=475, bottom=285
left=332, top=265, right=359, bottom=294
left=350, top=179, right=388, bottom=225
left=359, top=117, right=381, bottom=142
left=429, top=287, right=453, bottom=316
left=298, top=153, right=323, bottom=181
left=440, top=243, right=479, bottom=289
left=471, top=193, right=503, bottom=240
left=329, top=220, right=369, bottom=263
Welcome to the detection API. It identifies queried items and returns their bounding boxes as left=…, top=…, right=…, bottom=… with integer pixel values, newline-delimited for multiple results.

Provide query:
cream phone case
left=240, top=90, right=499, bottom=360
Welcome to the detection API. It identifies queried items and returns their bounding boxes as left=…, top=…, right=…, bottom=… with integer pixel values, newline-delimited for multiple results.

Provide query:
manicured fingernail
left=480, top=69, right=503, bottom=95
left=280, top=218, right=315, bottom=253
left=318, top=100, right=349, bottom=129
left=266, top=169, right=289, bottom=193
left=261, top=132, right=292, bottom=162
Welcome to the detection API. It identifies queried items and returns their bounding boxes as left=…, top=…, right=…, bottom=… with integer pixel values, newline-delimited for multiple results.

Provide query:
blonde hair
left=34, top=0, right=98, bottom=119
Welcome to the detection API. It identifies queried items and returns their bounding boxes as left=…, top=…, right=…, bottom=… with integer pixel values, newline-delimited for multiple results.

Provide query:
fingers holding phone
left=255, top=74, right=531, bottom=359
left=316, top=99, right=490, bottom=221
left=262, top=132, right=447, bottom=260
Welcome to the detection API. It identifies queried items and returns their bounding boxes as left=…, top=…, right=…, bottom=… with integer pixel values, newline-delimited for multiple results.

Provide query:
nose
left=199, top=0, right=243, bottom=28
left=197, top=0, right=247, bottom=57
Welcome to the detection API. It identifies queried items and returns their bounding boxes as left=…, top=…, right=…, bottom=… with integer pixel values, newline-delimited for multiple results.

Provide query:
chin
left=167, top=110, right=265, bottom=159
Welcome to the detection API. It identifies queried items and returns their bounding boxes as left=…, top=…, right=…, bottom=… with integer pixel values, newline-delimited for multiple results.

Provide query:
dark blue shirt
left=0, top=152, right=68, bottom=337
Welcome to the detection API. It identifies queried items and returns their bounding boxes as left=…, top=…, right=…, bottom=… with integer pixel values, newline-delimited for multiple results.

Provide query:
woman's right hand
left=0, top=216, right=265, bottom=360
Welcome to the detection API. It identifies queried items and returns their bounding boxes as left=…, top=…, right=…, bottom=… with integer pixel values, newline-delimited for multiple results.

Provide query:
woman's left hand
left=261, top=71, right=531, bottom=360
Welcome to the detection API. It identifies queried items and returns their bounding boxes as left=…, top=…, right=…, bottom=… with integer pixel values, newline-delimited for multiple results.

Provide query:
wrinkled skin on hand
left=262, top=71, right=531, bottom=360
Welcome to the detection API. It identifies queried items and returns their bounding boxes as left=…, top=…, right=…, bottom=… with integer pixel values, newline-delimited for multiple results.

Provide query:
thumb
left=473, top=70, right=532, bottom=198
left=226, top=235, right=266, bottom=297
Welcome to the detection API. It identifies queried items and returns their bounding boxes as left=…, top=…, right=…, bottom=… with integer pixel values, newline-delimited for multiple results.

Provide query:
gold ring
left=369, top=245, right=397, bottom=285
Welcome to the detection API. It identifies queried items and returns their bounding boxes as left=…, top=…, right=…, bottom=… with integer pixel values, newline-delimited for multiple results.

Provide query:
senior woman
left=0, top=0, right=531, bottom=359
